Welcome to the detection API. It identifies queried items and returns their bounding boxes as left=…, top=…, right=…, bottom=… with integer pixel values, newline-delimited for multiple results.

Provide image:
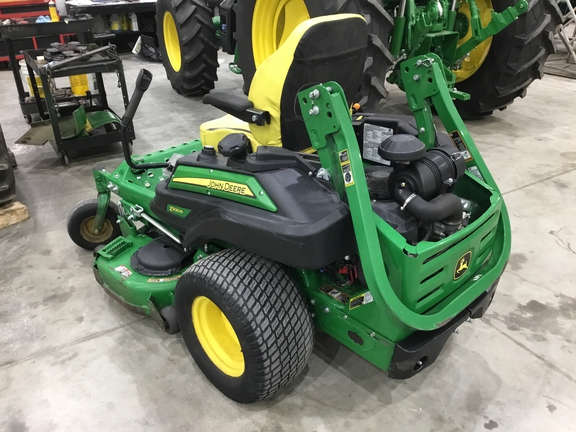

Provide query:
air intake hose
left=395, top=187, right=463, bottom=223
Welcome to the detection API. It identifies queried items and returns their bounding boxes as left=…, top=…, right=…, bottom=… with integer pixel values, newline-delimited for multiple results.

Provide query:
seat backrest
left=248, top=14, right=368, bottom=152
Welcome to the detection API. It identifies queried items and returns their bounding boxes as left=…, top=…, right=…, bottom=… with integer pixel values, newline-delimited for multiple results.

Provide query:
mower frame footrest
left=388, top=280, right=498, bottom=379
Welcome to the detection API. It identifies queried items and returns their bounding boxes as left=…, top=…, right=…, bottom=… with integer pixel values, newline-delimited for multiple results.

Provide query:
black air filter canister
left=389, top=147, right=465, bottom=201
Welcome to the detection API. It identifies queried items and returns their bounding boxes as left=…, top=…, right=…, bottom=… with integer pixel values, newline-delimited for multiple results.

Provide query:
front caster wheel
left=160, top=305, right=180, bottom=335
left=175, top=249, right=314, bottom=403
left=67, top=198, right=121, bottom=250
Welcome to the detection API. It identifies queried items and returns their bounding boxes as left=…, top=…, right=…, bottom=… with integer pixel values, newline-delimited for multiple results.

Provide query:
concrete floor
left=1, top=54, right=575, bottom=432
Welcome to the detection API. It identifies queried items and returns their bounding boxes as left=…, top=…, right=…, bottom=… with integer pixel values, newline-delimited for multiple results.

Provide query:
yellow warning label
left=339, top=150, right=355, bottom=187
left=172, top=178, right=254, bottom=197
left=449, top=130, right=473, bottom=162
left=349, top=291, right=374, bottom=310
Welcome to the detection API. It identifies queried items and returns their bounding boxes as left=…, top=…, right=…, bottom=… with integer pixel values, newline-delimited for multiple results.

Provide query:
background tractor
left=155, top=0, right=561, bottom=117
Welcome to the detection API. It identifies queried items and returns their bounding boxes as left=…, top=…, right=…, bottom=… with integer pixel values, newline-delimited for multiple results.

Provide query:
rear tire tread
left=156, top=0, right=219, bottom=96
left=175, top=249, right=314, bottom=403
left=456, top=0, right=562, bottom=117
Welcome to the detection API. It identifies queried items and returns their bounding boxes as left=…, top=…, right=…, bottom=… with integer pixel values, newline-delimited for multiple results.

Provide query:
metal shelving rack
left=0, top=17, right=93, bottom=122
left=19, top=43, right=134, bottom=164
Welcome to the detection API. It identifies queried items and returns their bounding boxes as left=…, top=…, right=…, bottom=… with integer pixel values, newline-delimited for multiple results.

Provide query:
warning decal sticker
left=449, top=130, right=473, bottom=162
left=349, top=291, right=375, bottom=310
left=339, top=150, right=355, bottom=187
left=467, top=166, right=484, bottom=182
left=114, top=265, right=132, bottom=278
left=319, top=285, right=350, bottom=304
left=363, top=123, right=393, bottom=165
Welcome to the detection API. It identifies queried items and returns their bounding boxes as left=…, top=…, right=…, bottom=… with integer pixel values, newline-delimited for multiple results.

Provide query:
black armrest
left=241, top=146, right=318, bottom=174
left=203, top=91, right=252, bottom=112
left=202, top=91, right=271, bottom=126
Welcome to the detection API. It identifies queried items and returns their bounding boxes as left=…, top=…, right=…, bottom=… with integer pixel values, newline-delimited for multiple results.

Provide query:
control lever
left=121, top=69, right=168, bottom=170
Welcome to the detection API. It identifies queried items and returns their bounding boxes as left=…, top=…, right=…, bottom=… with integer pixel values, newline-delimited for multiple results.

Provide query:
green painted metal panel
left=95, top=235, right=182, bottom=313
left=169, top=165, right=277, bottom=212
left=298, top=78, right=510, bottom=333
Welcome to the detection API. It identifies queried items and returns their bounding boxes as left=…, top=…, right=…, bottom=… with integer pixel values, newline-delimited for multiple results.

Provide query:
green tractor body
left=83, top=59, right=509, bottom=383
left=69, top=12, right=516, bottom=401
left=90, top=107, right=506, bottom=379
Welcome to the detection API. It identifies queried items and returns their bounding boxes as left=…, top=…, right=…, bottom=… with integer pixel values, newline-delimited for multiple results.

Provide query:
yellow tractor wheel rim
left=163, top=11, right=182, bottom=73
left=454, top=0, right=493, bottom=82
left=80, top=217, right=113, bottom=243
left=192, top=296, right=245, bottom=377
left=252, top=0, right=310, bottom=67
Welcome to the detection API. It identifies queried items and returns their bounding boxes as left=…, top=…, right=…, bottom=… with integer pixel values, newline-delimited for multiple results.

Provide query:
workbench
left=66, top=0, right=157, bottom=16
left=66, top=0, right=157, bottom=51
left=0, top=0, right=59, bottom=63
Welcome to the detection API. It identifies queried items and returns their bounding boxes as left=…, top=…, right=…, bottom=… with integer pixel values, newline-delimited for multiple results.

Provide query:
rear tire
left=455, top=0, right=562, bottom=117
left=156, top=0, right=219, bottom=96
left=235, top=0, right=394, bottom=111
left=174, top=248, right=314, bottom=403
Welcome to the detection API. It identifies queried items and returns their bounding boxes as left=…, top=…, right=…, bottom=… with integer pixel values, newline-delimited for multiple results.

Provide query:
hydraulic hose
left=395, top=186, right=463, bottom=223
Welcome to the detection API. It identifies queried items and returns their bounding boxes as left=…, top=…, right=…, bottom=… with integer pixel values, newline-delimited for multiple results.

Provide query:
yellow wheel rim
left=192, top=296, right=245, bottom=377
left=454, top=0, right=493, bottom=82
left=252, top=0, right=310, bottom=67
left=79, top=217, right=114, bottom=243
left=163, top=11, right=182, bottom=73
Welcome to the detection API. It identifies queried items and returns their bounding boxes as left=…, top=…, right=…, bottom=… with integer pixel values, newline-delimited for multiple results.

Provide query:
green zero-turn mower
left=69, top=14, right=513, bottom=403
left=155, top=0, right=561, bottom=118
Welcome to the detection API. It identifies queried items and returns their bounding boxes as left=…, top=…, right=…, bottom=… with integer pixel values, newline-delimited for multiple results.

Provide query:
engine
left=368, top=133, right=469, bottom=244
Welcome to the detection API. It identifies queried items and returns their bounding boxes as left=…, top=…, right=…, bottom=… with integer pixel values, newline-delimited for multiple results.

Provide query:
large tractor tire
left=156, top=0, right=219, bottom=96
left=454, top=0, right=562, bottom=117
left=174, top=248, right=314, bottom=403
left=235, top=0, right=395, bottom=111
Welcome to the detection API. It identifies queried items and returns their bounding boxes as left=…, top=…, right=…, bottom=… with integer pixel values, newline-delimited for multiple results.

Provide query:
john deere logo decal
left=172, top=178, right=254, bottom=197
left=454, top=251, right=472, bottom=280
